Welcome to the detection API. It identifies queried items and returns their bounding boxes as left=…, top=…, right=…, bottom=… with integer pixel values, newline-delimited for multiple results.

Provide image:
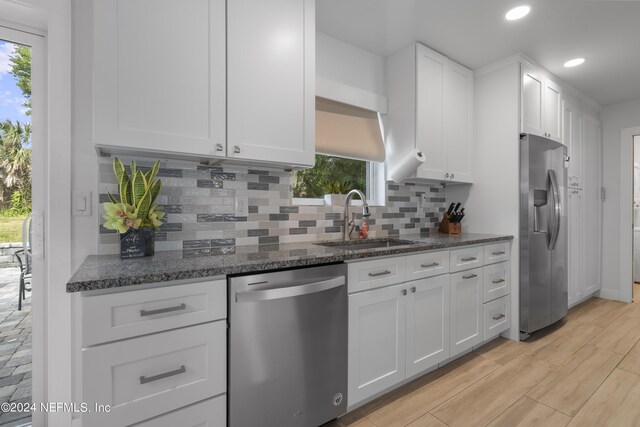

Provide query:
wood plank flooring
left=329, top=292, right=640, bottom=427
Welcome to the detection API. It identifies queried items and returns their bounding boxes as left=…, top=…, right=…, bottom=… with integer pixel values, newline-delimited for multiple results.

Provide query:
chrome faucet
left=343, top=189, right=371, bottom=241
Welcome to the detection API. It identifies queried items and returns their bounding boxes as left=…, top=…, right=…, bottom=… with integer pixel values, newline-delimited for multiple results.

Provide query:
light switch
left=73, top=191, right=92, bottom=216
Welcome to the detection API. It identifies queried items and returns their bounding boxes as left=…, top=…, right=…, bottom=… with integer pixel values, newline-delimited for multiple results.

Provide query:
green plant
left=292, top=155, right=366, bottom=198
left=102, top=158, right=165, bottom=233
left=324, top=180, right=352, bottom=194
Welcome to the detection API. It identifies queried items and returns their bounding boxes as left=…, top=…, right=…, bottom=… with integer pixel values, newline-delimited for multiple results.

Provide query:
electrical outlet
left=235, top=196, right=248, bottom=217
left=420, top=193, right=428, bottom=207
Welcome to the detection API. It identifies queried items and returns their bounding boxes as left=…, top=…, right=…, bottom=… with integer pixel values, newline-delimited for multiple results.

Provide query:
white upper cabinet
left=386, top=43, right=474, bottom=184
left=563, top=96, right=583, bottom=189
left=415, top=45, right=447, bottom=181
left=93, top=0, right=226, bottom=158
left=93, top=0, right=315, bottom=167
left=521, top=62, right=562, bottom=144
left=227, top=0, right=315, bottom=167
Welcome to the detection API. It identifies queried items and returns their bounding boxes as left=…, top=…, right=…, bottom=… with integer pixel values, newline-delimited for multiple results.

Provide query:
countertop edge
left=66, top=235, right=513, bottom=293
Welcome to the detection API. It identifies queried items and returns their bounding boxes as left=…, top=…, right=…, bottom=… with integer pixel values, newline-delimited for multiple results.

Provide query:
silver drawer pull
left=421, top=262, right=440, bottom=268
left=492, top=279, right=506, bottom=284
left=369, top=270, right=391, bottom=277
left=492, top=313, right=506, bottom=320
left=491, top=251, right=506, bottom=256
left=401, top=289, right=407, bottom=296
left=463, top=274, right=478, bottom=279
left=461, top=257, right=477, bottom=262
left=139, top=365, right=186, bottom=384
left=410, top=286, right=416, bottom=293
left=140, top=303, right=186, bottom=317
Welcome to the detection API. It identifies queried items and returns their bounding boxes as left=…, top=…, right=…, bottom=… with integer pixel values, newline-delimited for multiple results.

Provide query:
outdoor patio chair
left=13, top=215, right=32, bottom=311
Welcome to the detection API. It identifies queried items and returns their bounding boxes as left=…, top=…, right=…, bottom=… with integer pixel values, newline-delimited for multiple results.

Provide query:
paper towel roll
left=388, top=149, right=426, bottom=183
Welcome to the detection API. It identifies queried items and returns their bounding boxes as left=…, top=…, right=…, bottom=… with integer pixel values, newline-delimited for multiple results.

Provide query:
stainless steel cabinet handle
left=445, top=173, right=450, bottom=178
left=492, top=313, right=506, bottom=320
left=215, top=143, right=224, bottom=152
left=463, top=274, right=478, bottom=279
left=491, top=251, right=505, bottom=256
left=450, top=173, right=455, bottom=179
left=234, top=145, right=241, bottom=154
left=401, top=289, right=407, bottom=296
left=421, top=262, right=440, bottom=268
left=369, top=270, right=391, bottom=277
left=236, top=276, right=345, bottom=303
left=140, top=303, right=186, bottom=317
left=461, top=257, right=477, bottom=262
left=492, top=278, right=506, bottom=284
left=140, top=365, right=186, bottom=384
left=410, top=286, right=416, bottom=293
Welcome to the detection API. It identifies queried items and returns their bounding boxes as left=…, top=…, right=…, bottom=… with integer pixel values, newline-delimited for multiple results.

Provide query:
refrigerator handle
left=548, top=169, right=561, bottom=250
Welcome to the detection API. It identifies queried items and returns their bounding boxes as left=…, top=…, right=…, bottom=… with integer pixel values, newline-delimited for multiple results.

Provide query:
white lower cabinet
left=131, top=395, right=226, bottom=427
left=449, top=268, right=484, bottom=356
left=483, top=295, right=511, bottom=340
left=405, top=275, right=450, bottom=377
left=347, top=242, right=512, bottom=407
left=348, top=283, right=407, bottom=406
left=82, top=322, right=226, bottom=427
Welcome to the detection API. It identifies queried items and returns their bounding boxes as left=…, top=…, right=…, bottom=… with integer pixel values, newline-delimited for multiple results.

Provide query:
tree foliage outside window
left=292, top=155, right=367, bottom=198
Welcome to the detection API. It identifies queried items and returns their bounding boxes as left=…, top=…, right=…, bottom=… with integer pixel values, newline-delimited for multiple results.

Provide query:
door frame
left=620, top=126, right=640, bottom=303
left=0, top=1, right=73, bottom=426
left=0, top=23, right=45, bottom=426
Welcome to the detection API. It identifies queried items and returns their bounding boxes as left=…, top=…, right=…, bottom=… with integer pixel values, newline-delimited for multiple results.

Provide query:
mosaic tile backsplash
left=97, top=157, right=448, bottom=255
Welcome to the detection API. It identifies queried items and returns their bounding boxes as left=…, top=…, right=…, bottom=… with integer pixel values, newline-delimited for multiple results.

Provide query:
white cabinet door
left=348, top=284, right=406, bottom=406
left=93, top=0, right=226, bottom=157
left=568, top=189, right=584, bottom=307
left=543, top=77, right=563, bottom=143
left=450, top=268, right=483, bottom=356
left=227, top=0, right=315, bottom=167
left=405, top=276, right=450, bottom=378
left=564, top=98, right=583, bottom=189
left=445, top=60, right=474, bottom=183
left=415, top=44, right=447, bottom=181
left=521, top=62, right=545, bottom=137
left=582, top=114, right=602, bottom=296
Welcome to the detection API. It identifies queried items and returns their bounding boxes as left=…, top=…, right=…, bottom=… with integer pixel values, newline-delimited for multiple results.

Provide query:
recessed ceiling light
left=564, top=58, right=586, bottom=68
left=505, top=5, right=531, bottom=21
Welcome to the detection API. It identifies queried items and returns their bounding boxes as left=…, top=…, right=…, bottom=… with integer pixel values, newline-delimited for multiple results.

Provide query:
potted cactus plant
left=102, top=158, right=165, bottom=258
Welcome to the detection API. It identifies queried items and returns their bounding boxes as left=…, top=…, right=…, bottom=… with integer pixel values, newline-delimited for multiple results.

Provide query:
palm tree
left=0, top=120, right=32, bottom=205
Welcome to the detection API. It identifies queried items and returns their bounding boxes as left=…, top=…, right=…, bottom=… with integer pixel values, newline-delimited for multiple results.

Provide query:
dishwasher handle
left=235, top=276, right=345, bottom=303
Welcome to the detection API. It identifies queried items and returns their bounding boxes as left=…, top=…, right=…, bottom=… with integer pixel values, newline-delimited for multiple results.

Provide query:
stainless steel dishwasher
left=228, top=263, right=348, bottom=427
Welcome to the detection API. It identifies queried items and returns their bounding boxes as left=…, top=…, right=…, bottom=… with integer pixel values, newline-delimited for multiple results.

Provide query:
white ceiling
left=316, top=0, right=640, bottom=107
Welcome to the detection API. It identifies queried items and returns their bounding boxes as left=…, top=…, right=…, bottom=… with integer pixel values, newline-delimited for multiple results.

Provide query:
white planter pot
left=324, top=194, right=347, bottom=206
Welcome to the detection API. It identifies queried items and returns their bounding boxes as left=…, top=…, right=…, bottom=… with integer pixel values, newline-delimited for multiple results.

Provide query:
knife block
left=439, top=213, right=461, bottom=235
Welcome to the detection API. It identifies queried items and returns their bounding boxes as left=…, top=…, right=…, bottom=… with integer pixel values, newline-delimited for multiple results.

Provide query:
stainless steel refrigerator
left=520, top=133, right=568, bottom=338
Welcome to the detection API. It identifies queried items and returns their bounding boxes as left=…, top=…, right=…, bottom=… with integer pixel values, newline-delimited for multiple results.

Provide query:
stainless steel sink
left=314, top=238, right=418, bottom=251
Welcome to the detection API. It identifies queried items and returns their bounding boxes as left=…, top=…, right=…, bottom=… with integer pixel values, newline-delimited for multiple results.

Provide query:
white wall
left=447, top=62, right=521, bottom=340
left=316, top=32, right=387, bottom=112
left=601, top=98, right=640, bottom=301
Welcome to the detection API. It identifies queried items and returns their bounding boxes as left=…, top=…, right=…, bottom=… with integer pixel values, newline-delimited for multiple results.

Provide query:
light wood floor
left=330, top=293, right=640, bottom=427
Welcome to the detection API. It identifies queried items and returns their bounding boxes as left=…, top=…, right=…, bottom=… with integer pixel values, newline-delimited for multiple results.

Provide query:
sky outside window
left=0, top=40, right=30, bottom=124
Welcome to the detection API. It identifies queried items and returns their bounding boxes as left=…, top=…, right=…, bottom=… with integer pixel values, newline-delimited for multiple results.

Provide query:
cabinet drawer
left=82, top=280, right=226, bottom=346
left=484, top=295, right=510, bottom=340
left=132, top=395, right=226, bottom=427
left=449, top=246, right=483, bottom=273
left=483, top=242, right=510, bottom=265
left=405, top=250, right=450, bottom=281
left=83, top=322, right=226, bottom=427
left=348, top=256, right=406, bottom=293
left=483, top=261, right=511, bottom=303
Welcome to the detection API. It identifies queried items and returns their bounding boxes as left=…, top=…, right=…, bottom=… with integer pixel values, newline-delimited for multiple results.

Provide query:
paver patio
left=0, top=268, right=31, bottom=427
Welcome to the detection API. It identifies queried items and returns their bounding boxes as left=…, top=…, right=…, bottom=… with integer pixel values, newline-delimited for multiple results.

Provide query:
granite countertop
left=66, top=233, right=513, bottom=292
